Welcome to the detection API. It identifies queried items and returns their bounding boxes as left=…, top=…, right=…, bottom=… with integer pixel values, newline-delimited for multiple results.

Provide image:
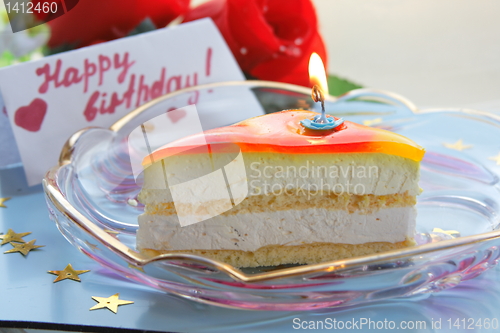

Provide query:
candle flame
left=309, top=53, right=328, bottom=96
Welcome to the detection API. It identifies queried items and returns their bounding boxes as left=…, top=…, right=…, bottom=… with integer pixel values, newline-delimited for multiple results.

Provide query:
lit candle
left=300, top=53, right=344, bottom=131
left=309, top=52, right=328, bottom=123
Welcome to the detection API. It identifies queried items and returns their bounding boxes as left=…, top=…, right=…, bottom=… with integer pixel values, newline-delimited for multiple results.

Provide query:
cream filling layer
left=137, top=207, right=416, bottom=252
left=139, top=152, right=421, bottom=206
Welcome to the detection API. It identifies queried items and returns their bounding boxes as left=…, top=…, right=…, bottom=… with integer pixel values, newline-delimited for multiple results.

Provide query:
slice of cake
left=136, top=110, right=424, bottom=267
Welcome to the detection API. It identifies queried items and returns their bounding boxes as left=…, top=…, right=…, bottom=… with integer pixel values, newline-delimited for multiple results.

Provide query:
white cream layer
left=136, top=207, right=416, bottom=252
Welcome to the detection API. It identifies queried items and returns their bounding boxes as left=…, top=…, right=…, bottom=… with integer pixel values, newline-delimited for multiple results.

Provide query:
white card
left=0, top=18, right=258, bottom=186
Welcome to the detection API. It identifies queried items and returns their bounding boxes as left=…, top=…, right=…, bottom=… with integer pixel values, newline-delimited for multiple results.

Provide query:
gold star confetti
left=4, top=239, right=44, bottom=255
left=103, top=229, right=120, bottom=240
left=128, top=264, right=145, bottom=272
left=90, top=293, right=134, bottom=313
left=443, top=139, right=473, bottom=151
left=48, top=264, right=90, bottom=283
left=433, top=228, right=460, bottom=238
left=488, top=152, right=500, bottom=165
left=363, top=118, right=383, bottom=126
left=0, top=197, right=11, bottom=208
left=84, top=240, right=99, bottom=251
left=0, top=229, right=31, bottom=245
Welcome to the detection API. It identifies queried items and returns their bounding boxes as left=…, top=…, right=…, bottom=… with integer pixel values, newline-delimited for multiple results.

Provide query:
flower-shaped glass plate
left=43, top=81, right=500, bottom=311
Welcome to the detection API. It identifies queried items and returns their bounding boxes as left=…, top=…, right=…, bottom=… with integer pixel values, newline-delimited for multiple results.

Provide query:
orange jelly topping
left=146, top=110, right=425, bottom=165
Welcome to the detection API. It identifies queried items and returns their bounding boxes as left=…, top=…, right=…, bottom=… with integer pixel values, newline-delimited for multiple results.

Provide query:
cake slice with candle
left=136, top=110, right=424, bottom=267
left=135, top=54, right=425, bottom=267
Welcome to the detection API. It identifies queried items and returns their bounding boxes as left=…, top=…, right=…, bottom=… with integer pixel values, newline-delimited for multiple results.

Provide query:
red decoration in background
left=14, top=98, right=48, bottom=132
left=32, top=0, right=326, bottom=87
left=36, top=0, right=190, bottom=48
left=184, top=0, right=327, bottom=87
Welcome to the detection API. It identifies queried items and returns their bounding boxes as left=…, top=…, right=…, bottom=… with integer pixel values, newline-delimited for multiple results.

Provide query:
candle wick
left=311, top=85, right=323, bottom=104
left=311, top=85, right=327, bottom=123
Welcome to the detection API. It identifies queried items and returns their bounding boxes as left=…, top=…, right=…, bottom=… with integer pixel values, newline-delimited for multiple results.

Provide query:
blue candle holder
left=301, top=85, right=344, bottom=130
left=300, top=116, right=344, bottom=130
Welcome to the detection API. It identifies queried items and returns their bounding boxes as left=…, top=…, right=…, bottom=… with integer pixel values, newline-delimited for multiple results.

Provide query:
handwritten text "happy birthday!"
left=35, top=49, right=210, bottom=121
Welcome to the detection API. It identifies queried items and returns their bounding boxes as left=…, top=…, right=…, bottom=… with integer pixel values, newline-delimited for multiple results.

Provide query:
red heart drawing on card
left=167, top=107, right=187, bottom=123
left=14, top=98, right=48, bottom=132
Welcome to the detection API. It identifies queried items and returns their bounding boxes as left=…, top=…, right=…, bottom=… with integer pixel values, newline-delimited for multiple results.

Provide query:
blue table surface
left=1, top=183, right=500, bottom=333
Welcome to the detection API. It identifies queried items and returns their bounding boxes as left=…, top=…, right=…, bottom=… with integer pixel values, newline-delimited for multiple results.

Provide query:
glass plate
left=43, top=81, right=500, bottom=311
